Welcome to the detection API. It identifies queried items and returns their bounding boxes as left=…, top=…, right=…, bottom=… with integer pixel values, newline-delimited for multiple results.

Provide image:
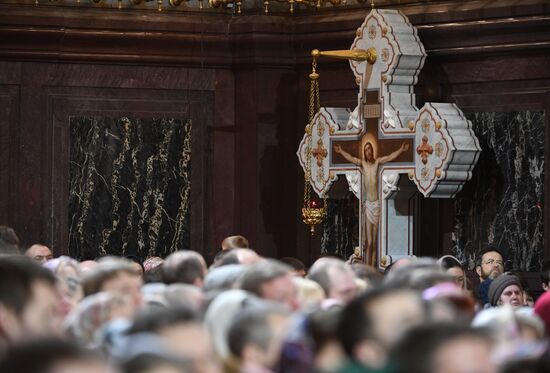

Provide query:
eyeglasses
left=482, top=259, right=504, bottom=267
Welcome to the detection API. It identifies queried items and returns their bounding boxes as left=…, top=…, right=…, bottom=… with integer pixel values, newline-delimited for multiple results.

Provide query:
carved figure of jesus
left=334, top=141, right=409, bottom=266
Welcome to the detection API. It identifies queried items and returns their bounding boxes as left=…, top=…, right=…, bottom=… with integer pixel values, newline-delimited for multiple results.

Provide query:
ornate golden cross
left=416, top=135, right=433, bottom=165
left=311, top=139, right=328, bottom=167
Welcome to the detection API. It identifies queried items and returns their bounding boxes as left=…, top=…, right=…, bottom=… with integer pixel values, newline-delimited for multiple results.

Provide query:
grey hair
left=307, top=259, right=350, bottom=297
left=238, top=259, right=292, bottom=296
left=227, top=302, right=289, bottom=358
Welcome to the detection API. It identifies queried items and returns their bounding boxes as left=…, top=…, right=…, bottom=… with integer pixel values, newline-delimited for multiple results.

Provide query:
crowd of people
left=1, top=226, right=550, bottom=373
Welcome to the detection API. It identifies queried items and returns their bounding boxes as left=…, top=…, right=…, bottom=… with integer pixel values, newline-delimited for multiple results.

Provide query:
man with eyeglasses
left=474, top=245, right=506, bottom=306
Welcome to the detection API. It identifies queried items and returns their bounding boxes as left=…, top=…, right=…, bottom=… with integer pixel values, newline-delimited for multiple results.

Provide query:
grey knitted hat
left=488, top=274, right=522, bottom=307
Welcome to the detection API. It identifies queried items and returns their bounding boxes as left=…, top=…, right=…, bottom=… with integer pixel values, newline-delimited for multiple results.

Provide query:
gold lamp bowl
left=302, top=206, right=326, bottom=234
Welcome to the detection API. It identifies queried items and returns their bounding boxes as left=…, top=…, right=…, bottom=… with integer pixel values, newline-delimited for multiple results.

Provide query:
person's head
left=383, top=255, right=417, bottom=275
left=534, top=291, right=550, bottom=336
left=65, top=292, right=135, bottom=348
left=488, top=274, right=524, bottom=307
left=143, top=257, right=164, bottom=273
left=227, top=304, right=291, bottom=371
left=308, top=307, right=346, bottom=371
left=391, top=323, right=496, bottom=373
left=0, top=225, right=20, bottom=255
left=422, top=282, right=476, bottom=322
left=384, top=258, right=452, bottom=292
left=293, top=276, right=325, bottom=310
left=25, top=244, right=53, bottom=263
left=540, top=261, right=550, bottom=291
left=210, top=249, right=239, bottom=269
left=308, top=259, right=358, bottom=304
left=164, top=284, right=204, bottom=311
left=0, top=257, right=63, bottom=350
left=438, top=255, right=466, bottom=289
left=514, top=307, right=546, bottom=343
left=280, top=257, right=307, bottom=277
left=338, top=286, right=425, bottom=369
left=125, top=255, right=145, bottom=276
left=204, top=289, right=263, bottom=360
left=143, top=265, right=164, bottom=284
left=238, top=259, right=298, bottom=310
left=233, top=248, right=262, bottom=265
left=79, top=260, right=97, bottom=273
left=44, top=256, right=83, bottom=315
left=81, top=257, right=143, bottom=308
left=476, top=246, right=505, bottom=281
left=221, top=235, right=249, bottom=251
left=162, top=251, right=207, bottom=288
left=0, top=338, right=111, bottom=373
left=363, top=142, right=374, bottom=162
left=203, top=264, right=246, bottom=293
left=129, top=306, right=221, bottom=373
left=121, top=353, right=192, bottom=373
left=351, top=263, right=383, bottom=288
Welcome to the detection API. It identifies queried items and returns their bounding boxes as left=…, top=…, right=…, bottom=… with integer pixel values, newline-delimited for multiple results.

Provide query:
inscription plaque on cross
left=297, top=9, right=481, bottom=269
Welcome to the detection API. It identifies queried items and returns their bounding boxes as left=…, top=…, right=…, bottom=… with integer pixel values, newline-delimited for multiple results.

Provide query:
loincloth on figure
left=363, top=199, right=381, bottom=225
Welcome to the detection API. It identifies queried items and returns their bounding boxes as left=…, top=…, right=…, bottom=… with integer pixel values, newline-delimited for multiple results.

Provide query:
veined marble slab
left=69, top=117, right=192, bottom=260
left=453, top=111, right=544, bottom=272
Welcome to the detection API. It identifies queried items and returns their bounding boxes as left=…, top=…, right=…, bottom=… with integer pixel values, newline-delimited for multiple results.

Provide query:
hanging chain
left=310, top=60, right=328, bottom=209
left=302, top=55, right=327, bottom=234
left=304, top=58, right=319, bottom=208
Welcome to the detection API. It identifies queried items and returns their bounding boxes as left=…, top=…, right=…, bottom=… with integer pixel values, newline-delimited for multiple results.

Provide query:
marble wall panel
left=69, top=117, right=192, bottom=260
left=321, top=191, right=360, bottom=260
left=453, top=111, right=545, bottom=271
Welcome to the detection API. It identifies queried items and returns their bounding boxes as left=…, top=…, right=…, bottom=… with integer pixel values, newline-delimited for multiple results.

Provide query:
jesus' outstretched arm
left=333, top=144, right=362, bottom=166
left=378, top=142, right=409, bottom=165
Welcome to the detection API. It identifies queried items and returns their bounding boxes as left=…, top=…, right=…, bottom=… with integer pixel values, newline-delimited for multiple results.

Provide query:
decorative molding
left=1, top=2, right=549, bottom=66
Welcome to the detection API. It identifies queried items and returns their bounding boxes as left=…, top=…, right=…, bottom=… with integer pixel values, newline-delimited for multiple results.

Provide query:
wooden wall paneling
left=233, top=66, right=301, bottom=259
left=234, top=69, right=259, bottom=252
left=545, top=91, right=550, bottom=262
left=188, top=90, right=214, bottom=261
left=47, top=86, right=212, bottom=257
left=256, top=67, right=300, bottom=260
left=0, top=62, right=217, bottom=256
left=0, top=84, right=19, bottom=227
left=1, top=0, right=550, bottom=265
left=0, top=6, right=233, bottom=66
left=211, top=69, right=236, bottom=260
left=17, top=62, right=49, bottom=247
left=51, top=87, right=212, bottom=252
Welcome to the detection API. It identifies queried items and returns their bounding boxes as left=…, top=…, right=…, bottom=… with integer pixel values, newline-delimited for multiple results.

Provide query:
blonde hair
left=293, top=277, right=325, bottom=310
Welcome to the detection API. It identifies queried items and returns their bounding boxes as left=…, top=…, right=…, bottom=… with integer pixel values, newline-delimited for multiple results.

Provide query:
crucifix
left=331, top=89, right=414, bottom=266
left=297, top=8, right=481, bottom=269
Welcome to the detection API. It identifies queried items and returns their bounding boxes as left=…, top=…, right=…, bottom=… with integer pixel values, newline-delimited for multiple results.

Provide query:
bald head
left=234, top=248, right=262, bottom=265
left=25, top=244, right=53, bottom=264
left=79, top=260, right=97, bottom=273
